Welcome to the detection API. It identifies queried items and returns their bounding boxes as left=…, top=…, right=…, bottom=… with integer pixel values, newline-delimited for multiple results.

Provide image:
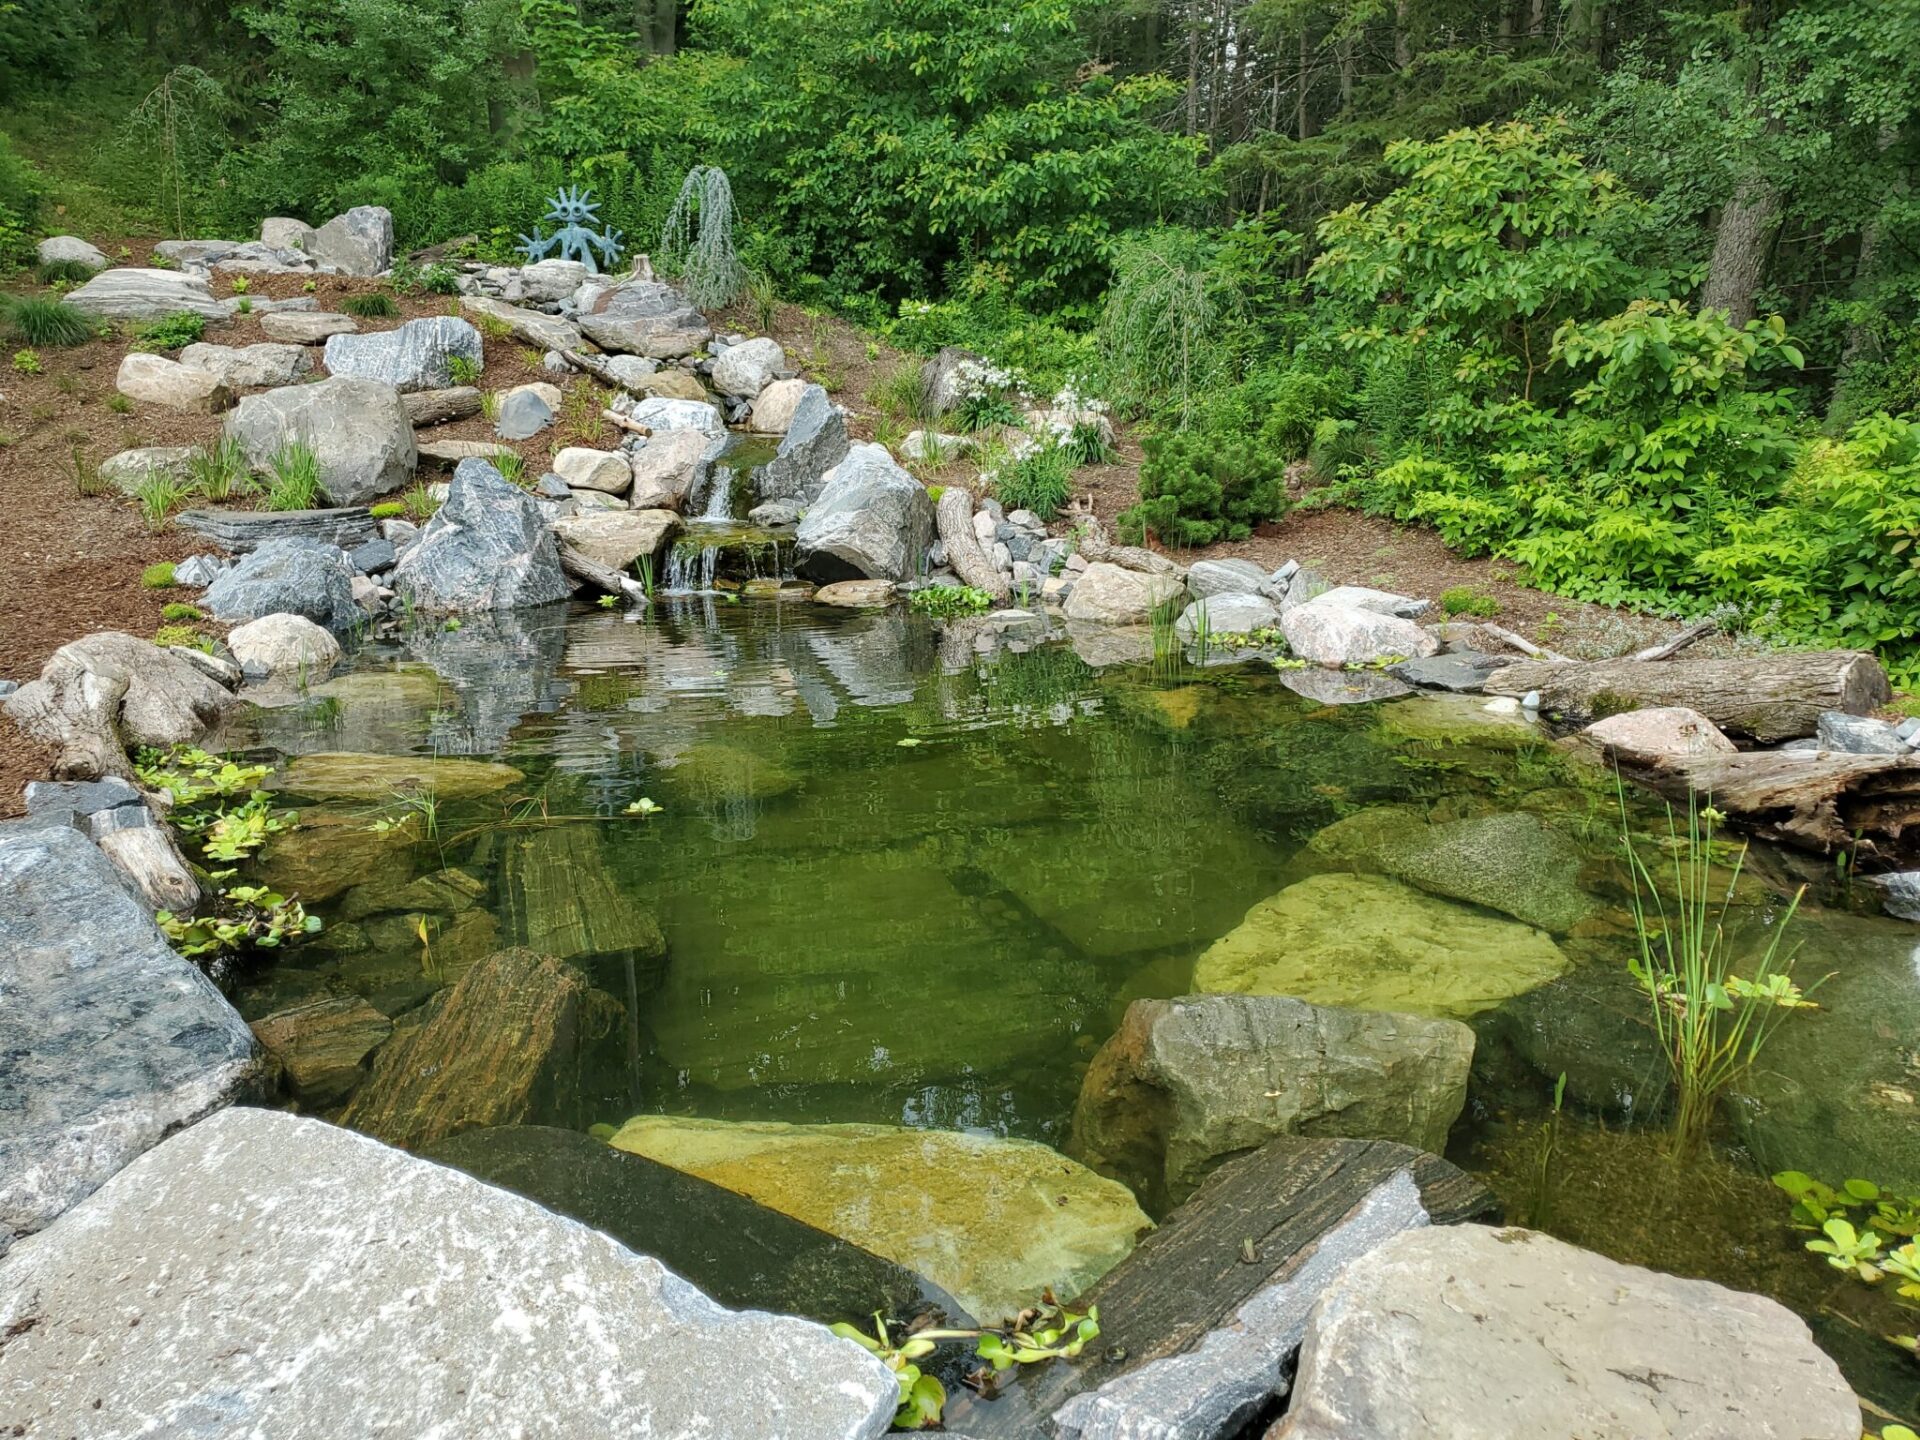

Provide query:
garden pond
left=209, top=598, right=1920, bottom=1420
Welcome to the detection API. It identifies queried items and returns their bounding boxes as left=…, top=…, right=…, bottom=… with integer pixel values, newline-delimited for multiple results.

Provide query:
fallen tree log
left=942, top=1136, right=1495, bottom=1440
left=1622, top=749, right=1920, bottom=860
left=934, top=485, right=1008, bottom=604
left=557, top=541, right=646, bottom=604
left=401, top=386, right=482, bottom=428
left=2, top=633, right=236, bottom=780
left=1484, top=650, right=1890, bottom=743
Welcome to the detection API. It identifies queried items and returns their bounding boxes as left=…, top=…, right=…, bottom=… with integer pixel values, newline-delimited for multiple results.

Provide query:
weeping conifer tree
left=660, top=164, right=745, bottom=310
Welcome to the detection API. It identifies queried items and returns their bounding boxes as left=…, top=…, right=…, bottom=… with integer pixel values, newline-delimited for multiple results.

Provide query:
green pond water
left=221, top=600, right=1920, bottom=1420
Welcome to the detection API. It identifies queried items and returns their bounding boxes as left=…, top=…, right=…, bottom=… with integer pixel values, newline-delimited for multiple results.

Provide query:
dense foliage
left=5, top=0, right=1919, bottom=669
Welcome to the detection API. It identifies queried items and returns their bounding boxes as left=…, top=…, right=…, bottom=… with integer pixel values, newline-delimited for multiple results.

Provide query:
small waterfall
left=700, top=463, right=734, bottom=521
left=664, top=537, right=723, bottom=593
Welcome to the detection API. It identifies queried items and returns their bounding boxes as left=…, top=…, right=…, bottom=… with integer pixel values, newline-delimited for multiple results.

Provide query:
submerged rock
left=249, top=993, right=392, bottom=1107
left=1072, top=994, right=1474, bottom=1213
left=1273, top=1225, right=1858, bottom=1440
left=0, top=1108, right=897, bottom=1439
left=0, top=826, right=259, bottom=1252
left=609, top=1115, right=1151, bottom=1323
left=253, top=808, right=422, bottom=905
left=340, top=948, right=624, bottom=1150
left=1353, top=811, right=1597, bottom=934
left=500, top=823, right=665, bottom=964
left=660, top=742, right=799, bottom=802
left=1192, top=873, right=1570, bottom=1017
left=273, top=751, right=523, bottom=802
left=423, top=1126, right=972, bottom=1327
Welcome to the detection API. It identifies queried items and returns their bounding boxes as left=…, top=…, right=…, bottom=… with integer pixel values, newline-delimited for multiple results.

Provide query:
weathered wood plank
left=943, top=1136, right=1497, bottom=1439
left=936, top=485, right=1009, bottom=603
left=1484, top=650, right=1890, bottom=743
left=1630, top=749, right=1920, bottom=859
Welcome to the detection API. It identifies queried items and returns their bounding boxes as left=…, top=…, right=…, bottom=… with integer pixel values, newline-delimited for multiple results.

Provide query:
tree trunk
left=1699, top=172, right=1783, bottom=327
left=934, top=487, right=1009, bottom=603
left=1337, top=32, right=1355, bottom=109
left=401, top=387, right=483, bottom=428
left=942, top=1136, right=1495, bottom=1438
left=1833, top=123, right=1903, bottom=415
left=1482, top=651, right=1892, bottom=743
left=1394, top=0, right=1412, bottom=66
left=1296, top=26, right=1316, bottom=140
left=1529, top=0, right=1546, bottom=37
left=1630, top=751, right=1920, bottom=861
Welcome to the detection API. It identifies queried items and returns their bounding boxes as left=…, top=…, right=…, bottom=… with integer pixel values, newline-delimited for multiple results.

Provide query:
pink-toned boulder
left=1580, top=706, right=1736, bottom=764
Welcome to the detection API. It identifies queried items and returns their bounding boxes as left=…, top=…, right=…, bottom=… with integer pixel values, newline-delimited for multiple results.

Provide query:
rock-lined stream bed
left=157, top=596, right=1918, bottom=1423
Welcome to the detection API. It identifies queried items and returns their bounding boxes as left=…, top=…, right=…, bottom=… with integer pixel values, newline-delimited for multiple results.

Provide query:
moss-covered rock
left=1192, top=873, right=1570, bottom=1017
left=273, top=752, right=524, bottom=802
left=658, top=743, right=798, bottom=802
left=608, top=1115, right=1150, bottom=1322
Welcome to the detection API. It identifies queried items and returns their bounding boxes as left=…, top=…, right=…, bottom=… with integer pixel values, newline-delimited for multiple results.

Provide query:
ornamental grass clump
left=1619, top=790, right=1819, bottom=1158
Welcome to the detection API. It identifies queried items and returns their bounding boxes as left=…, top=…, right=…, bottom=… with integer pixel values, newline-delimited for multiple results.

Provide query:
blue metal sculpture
left=517, top=186, right=623, bottom=273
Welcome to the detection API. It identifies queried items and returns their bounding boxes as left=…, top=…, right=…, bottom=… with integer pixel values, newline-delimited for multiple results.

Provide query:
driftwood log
left=401, top=386, right=482, bottom=428
left=557, top=541, right=647, bottom=604
left=1076, top=517, right=1187, bottom=580
left=1622, top=749, right=1920, bottom=860
left=2, top=633, right=236, bottom=780
left=942, top=1136, right=1496, bottom=1439
left=1485, top=650, right=1891, bottom=742
left=934, top=485, right=1009, bottom=603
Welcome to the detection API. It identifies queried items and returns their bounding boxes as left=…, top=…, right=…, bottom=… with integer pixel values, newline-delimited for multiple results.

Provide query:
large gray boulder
left=577, top=279, right=712, bottom=358
left=114, top=353, right=232, bottom=413
left=794, top=443, right=936, bottom=583
left=62, top=267, right=228, bottom=321
left=0, top=826, right=259, bottom=1254
left=1062, top=561, right=1186, bottom=625
left=0, top=1108, right=897, bottom=1439
left=628, top=428, right=719, bottom=511
left=203, top=538, right=361, bottom=634
left=322, top=315, right=482, bottom=393
left=1072, top=995, right=1474, bottom=1212
left=712, top=337, right=785, bottom=398
left=1274, top=1225, right=1858, bottom=1440
left=179, top=340, right=312, bottom=389
left=309, top=204, right=393, bottom=276
left=225, top=376, right=416, bottom=506
left=1282, top=595, right=1440, bottom=667
left=36, top=235, right=108, bottom=271
left=1184, top=557, right=1273, bottom=601
left=1174, top=591, right=1280, bottom=643
left=756, top=384, right=850, bottom=503
left=392, top=459, right=571, bottom=612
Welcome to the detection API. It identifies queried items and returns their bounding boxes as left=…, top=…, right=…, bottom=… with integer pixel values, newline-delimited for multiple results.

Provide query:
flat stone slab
left=0, top=1108, right=897, bottom=1439
left=178, top=506, right=377, bottom=554
left=0, top=826, right=258, bottom=1253
left=1273, top=1224, right=1858, bottom=1440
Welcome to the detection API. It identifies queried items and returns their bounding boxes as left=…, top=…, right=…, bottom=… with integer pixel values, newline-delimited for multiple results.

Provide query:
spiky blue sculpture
left=517, top=186, right=623, bottom=273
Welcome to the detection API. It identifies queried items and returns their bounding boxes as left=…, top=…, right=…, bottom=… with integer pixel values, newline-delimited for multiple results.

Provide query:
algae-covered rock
left=1072, top=994, right=1474, bottom=1213
left=423, top=1126, right=971, bottom=1327
left=1374, top=812, right=1595, bottom=934
left=500, top=824, right=665, bottom=964
left=249, top=994, right=392, bottom=1107
left=273, top=751, right=524, bottom=802
left=608, top=1116, right=1151, bottom=1322
left=255, top=809, right=422, bottom=904
left=338, top=866, right=485, bottom=922
left=1192, top=874, right=1570, bottom=1017
left=1378, top=694, right=1541, bottom=748
left=340, top=948, right=623, bottom=1149
left=659, top=743, right=798, bottom=802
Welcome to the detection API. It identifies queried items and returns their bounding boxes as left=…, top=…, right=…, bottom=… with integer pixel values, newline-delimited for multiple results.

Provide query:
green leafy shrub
left=992, top=445, right=1074, bottom=520
left=1119, top=429, right=1288, bottom=547
left=1439, top=586, right=1501, bottom=618
left=11, top=347, right=41, bottom=373
left=133, top=311, right=207, bottom=352
left=447, top=354, right=482, bottom=385
left=909, top=584, right=993, bottom=618
left=153, top=623, right=213, bottom=651
left=421, top=263, right=461, bottom=295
